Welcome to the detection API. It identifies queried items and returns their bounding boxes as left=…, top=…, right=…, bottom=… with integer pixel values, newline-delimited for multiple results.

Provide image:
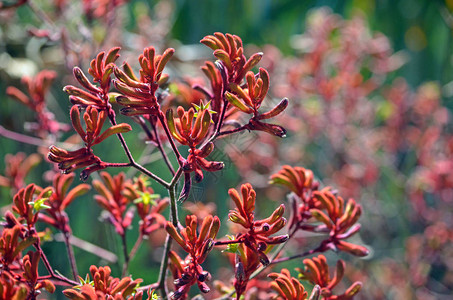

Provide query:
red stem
left=217, top=125, right=248, bottom=137
left=270, top=244, right=324, bottom=265
left=62, top=230, right=78, bottom=280
left=157, top=111, right=183, bottom=164
left=107, top=113, right=170, bottom=188
left=34, top=242, right=79, bottom=286
left=0, top=125, right=51, bottom=147
left=149, top=118, right=176, bottom=175
left=214, top=238, right=243, bottom=246
left=120, top=231, right=130, bottom=277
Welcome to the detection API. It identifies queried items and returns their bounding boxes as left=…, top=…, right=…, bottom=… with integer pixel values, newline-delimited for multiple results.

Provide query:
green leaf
left=222, top=235, right=239, bottom=254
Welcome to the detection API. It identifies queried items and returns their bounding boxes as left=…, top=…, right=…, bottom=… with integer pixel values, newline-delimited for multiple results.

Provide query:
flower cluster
left=38, top=173, right=90, bottom=233
left=65, top=47, right=120, bottom=110
left=271, top=165, right=368, bottom=257
left=114, top=47, right=174, bottom=116
left=6, top=70, right=69, bottom=137
left=123, top=176, right=169, bottom=237
left=1, top=185, right=56, bottom=299
left=201, top=33, right=262, bottom=84
left=166, top=103, right=224, bottom=198
left=227, top=183, right=288, bottom=298
left=166, top=215, right=220, bottom=299
left=200, top=32, right=288, bottom=138
left=0, top=152, right=41, bottom=194
left=270, top=165, right=318, bottom=230
left=225, top=69, right=288, bottom=137
left=297, top=254, right=362, bottom=299
left=48, top=106, right=131, bottom=180
left=92, top=172, right=132, bottom=236
left=63, top=265, right=142, bottom=299
left=310, top=190, right=368, bottom=257
left=268, top=268, right=309, bottom=300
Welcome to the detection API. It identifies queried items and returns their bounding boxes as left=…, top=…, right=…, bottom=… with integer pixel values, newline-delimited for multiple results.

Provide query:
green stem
left=63, top=231, right=79, bottom=281
left=120, top=232, right=129, bottom=277
left=157, top=167, right=183, bottom=298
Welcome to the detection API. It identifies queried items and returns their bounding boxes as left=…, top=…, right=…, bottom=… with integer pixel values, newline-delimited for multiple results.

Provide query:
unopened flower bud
left=197, top=271, right=210, bottom=282
left=257, top=241, right=267, bottom=251
left=198, top=282, right=210, bottom=293
left=235, top=262, right=245, bottom=282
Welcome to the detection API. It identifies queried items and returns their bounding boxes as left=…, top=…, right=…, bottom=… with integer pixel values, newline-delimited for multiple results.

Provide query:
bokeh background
left=1, top=0, right=452, bottom=299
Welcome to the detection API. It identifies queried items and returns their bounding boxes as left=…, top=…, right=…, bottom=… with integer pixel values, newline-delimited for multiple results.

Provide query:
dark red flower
left=92, top=172, right=132, bottom=236
left=6, top=70, right=69, bottom=136
left=297, top=254, right=362, bottom=300
left=63, top=265, right=142, bottom=299
left=48, top=106, right=131, bottom=179
left=64, top=47, right=120, bottom=110
left=226, top=183, right=288, bottom=299
left=0, top=152, right=41, bottom=193
left=268, top=268, right=308, bottom=300
left=38, top=173, right=90, bottom=233
left=122, top=175, right=169, bottom=236
left=114, top=47, right=174, bottom=116
left=166, top=215, right=220, bottom=299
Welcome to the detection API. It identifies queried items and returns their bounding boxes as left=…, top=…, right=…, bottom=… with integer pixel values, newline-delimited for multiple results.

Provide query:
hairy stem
left=150, top=120, right=176, bottom=175
left=63, top=231, right=78, bottom=281
left=121, top=232, right=144, bottom=277
left=202, top=99, right=229, bottom=148
left=217, top=125, right=248, bottom=137
left=129, top=233, right=144, bottom=265
left=108, top=114, right=170, bottom=188
left=157, top=167, right=183, bottom=298
left=103, top=162, right=132, bottom=168
left=34, top=242, right=79, bottom=286
left=214, top=238, right=243, bottom=246
left=270, top=244, right=324, bottom=265
left=121, top=232, right=130, bottom=277
left=157, top=111, right=183, bottom=164
left=0, top=125, right=75, bottom=149
left=134, top=116, right=176, bottom=175
left=157, top=234, right=172, bottom=299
